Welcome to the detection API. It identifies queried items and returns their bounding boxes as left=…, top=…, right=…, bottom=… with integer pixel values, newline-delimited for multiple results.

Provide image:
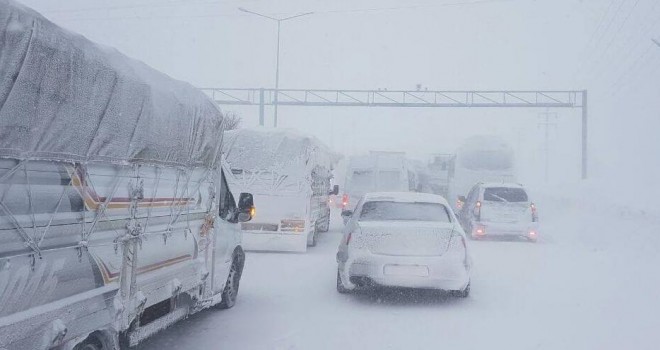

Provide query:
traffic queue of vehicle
left=0, top=2, right=539, bottom=348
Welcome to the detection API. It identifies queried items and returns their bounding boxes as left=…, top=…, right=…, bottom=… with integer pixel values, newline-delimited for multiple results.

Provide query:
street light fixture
left=238, top=7, right=313, bottom=127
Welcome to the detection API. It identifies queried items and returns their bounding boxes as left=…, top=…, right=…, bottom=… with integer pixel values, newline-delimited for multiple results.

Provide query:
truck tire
left=218, top=252, right=243, bottom=309
left=307, top=226, right=318, bottom=247
left=74, top=335, right=104, bottom=350
left=317, top=213, right=330, bottom=233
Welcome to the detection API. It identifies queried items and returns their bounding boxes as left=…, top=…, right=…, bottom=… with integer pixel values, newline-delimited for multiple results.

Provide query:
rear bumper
left=471, top=221, right=539, bottom=238
left=340, top=251, right=470, bottom=291
left=242, top=231, right=308, bottom=252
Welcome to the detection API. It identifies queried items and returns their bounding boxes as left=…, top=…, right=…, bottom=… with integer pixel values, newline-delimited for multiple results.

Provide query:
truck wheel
left=218, top=254, right=242, bottom=309
left=74, top=336, right=104, bottom=350
left=336, top=269, right=350, bottom=294
left=307, top=227, right=318, bottom=247
left=317, top=213, right=330, bottom=233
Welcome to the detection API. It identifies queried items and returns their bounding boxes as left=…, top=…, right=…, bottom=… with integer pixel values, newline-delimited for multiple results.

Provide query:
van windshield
left=483, top=187, right=528, bottom=203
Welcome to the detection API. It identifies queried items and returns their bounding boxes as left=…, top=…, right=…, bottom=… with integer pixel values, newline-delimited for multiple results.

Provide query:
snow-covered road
left=136, top=194, right=660, bottom=350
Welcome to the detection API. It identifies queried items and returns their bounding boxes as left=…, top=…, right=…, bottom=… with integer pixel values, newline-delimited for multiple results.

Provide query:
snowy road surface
left=136, top=193, right=660, bottom=350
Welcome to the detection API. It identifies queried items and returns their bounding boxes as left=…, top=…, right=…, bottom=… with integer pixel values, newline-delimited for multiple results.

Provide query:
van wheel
left=336, top=269, right=350, bottom=294
left=218, top=254, right=242, bottom=309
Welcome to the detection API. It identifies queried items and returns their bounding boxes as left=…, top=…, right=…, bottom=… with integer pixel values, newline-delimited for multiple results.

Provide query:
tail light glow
left=473, top=201, right=481, bottom=220
left=342, top=194, right=349, bottom=208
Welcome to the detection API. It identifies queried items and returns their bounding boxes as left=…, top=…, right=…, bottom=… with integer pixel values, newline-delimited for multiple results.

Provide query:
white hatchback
left=457, top=183, right=539, bottom=242
left=336, top=192, right=472, bottom=297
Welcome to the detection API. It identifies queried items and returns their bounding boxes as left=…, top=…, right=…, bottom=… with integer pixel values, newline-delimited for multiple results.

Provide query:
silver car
left=457, top=182, right=539, bottom=242
left=336, top=192, right=472, bottom=297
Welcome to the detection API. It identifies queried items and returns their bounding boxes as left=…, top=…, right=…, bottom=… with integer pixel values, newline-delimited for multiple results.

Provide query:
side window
left=218, top=170, right=237, bottom=221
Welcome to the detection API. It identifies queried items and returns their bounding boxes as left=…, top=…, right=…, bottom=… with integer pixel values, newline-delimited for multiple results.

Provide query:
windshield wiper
left=490, top=193, right=509, bottom=203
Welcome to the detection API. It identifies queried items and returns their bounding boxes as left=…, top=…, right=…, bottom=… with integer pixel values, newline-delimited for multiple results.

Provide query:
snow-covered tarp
left=0, top=0, right=223, bottom=168
left=223, top=128, right=338, bottom=174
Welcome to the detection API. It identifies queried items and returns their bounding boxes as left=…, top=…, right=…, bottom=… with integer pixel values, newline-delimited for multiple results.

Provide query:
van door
left=212, top=168, right=237, bottom=294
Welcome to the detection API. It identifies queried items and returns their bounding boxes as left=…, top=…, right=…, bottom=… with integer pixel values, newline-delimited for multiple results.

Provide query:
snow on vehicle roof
left=363, top=192, right=450, bottom=206
left=0, top=0, right=223, bottom=168
left=222, top=127, right=339, bottom=172
left=348, top=153, right=406, bottom=170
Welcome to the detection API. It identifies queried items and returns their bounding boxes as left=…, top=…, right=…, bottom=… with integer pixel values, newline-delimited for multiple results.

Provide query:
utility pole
left=238, top=8, right=313, bottom=127
left=538, top=111, right=558, bottom=182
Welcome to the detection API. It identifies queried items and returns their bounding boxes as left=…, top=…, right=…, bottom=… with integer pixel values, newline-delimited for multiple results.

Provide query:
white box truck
left=222, top=128, right=339, bottom=252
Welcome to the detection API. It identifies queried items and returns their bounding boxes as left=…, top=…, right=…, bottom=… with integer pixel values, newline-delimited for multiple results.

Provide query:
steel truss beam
left=200, top=88, right=588, bottom=179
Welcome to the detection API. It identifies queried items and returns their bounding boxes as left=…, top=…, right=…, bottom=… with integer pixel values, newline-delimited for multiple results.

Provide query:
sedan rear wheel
left=452, top=282, right=470, bottom=298
left=336, top=269, right=350, bottom=294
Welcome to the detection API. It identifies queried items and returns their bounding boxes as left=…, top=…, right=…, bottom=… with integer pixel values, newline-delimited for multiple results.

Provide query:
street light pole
left=274, top=21, right=281, bottom=127
left=238, top=8, right=313, bottom=127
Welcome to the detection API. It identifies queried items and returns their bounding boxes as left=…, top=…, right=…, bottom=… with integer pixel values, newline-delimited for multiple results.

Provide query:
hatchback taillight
left=473, top=201, right=481, bottom=220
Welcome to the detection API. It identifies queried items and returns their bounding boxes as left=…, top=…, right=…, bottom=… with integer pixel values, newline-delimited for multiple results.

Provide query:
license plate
left=383, top=264, right=429, bottom=277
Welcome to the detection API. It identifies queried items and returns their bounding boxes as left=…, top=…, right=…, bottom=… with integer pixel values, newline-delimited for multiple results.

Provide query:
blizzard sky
left=19, top=0, right=660, bottom=187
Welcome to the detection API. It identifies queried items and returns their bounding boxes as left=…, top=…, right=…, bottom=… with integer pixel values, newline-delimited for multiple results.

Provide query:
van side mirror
left=329, top=185, right=339, bottom=196
left=236, top=193, right=255, bottom=223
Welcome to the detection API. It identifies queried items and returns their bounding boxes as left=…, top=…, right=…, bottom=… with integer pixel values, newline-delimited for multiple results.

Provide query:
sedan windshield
left=359, top=201, right=451, bottom=222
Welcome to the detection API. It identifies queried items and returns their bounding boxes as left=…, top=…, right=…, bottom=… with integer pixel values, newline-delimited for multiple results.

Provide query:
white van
left=223, top=128, right=339, bottom=252
left=342, top=152, right=414, bottom=212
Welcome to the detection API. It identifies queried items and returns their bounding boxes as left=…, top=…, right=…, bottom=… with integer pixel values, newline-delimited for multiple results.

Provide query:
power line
left=43, top=0, right=252, bottom=15
left=590, top=0, right=626, bottom=51
left=583, top=0, right=618, bottom=51
left=605, top=1, right=660, bottom=80
left=597, top=0, right=641, bottom=63
left=610, top=42, right=655, bottom=96
left=571, top=0, right=620, bottom=86
left=53, top=0, right=517, bottom=22
left=579, top=0, right=643, bottom=86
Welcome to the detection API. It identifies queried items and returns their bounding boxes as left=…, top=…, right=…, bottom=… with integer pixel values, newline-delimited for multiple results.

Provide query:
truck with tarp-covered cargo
left=0, top=1, right=254, bottom=349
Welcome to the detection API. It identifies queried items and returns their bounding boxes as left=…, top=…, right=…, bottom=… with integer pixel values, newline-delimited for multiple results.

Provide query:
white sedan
left=336, top=192, right=472, bottom=297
